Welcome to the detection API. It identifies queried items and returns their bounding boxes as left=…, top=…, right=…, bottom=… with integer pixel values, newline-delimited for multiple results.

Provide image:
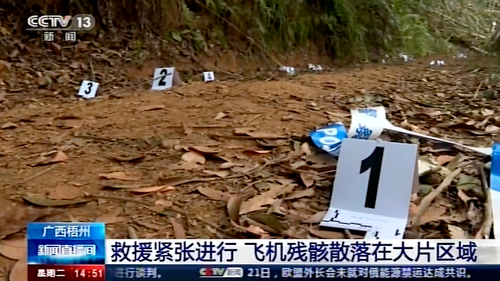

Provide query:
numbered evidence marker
left=151, top=67, right=175, bottom=91
left=490, top=143, right=500, bottom=239
left=203, top=71, right=215, bottom=82
left=77, top=80, right=99, bottom=99
left=320, top=138, right=418, bottom=239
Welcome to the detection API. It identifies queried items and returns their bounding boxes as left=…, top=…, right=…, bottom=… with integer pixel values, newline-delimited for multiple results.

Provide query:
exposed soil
left=0, top=54, right=499, bottom=243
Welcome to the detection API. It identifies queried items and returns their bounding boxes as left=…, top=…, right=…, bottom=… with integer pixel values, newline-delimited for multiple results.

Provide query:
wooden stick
left=18, top=165, right=57, bottom=184
left=476, top=163, right=493, bottom=239
left=473, top=81, right=483, bottom=99
left=411, top=168, right=462, bottom=226
left=242, top=114, right=263, bottom=126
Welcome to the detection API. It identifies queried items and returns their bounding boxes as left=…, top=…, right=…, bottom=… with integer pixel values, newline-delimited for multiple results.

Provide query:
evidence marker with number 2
left=321, top=138, right=418, bottom=239
left=151, top=67, right=175, bottom=91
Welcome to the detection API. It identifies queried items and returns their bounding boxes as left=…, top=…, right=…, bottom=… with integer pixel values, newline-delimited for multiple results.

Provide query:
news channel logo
left=26, top=14, right=95, bottom=31
left=199, top=267, right=244, bottom=278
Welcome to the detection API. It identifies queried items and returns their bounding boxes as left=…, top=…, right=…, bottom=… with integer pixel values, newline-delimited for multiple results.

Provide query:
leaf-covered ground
left=0, top=49, right=499, bottom=279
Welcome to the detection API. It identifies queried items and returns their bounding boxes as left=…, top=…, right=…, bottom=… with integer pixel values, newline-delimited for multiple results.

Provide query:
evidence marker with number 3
left=321, top=138, right=418, bottom=239
left=77, top=80, right=99, bottom=99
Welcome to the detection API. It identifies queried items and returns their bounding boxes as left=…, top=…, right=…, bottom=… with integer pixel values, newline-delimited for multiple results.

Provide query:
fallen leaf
left=418, top=157, right=439, bottom=176
left=9, top=258, right=27, bottom=281
left=0, top=257, right=15, bottom=281
left=240, top=184, right=295, bottom=214
left=485, top=124, right=500, bottom=134
left=447, top=225, right=469, bottom=239
left=170, top=218, right=186, bottom=239
left=1, top=122, right=16, bottom=129
left=190, top=146, right=220, bottom=154
left=203, top=170, right=229, bottom=178
left=47, top=185, right=80, bottom=200
left=301, top=143, right=312, bottom=156
left=99, top=172, right=140, bottom=181
left=23, top=194, right=93, bottom=207
left=0, top=239, right=26, bottom=260
left=418, top=184, right=433, bottom=197
left=248, top=213, right=284, bottom=232
left=138, top=105, right=166, bottom=112
left=127, top=226, right=139, bottom=239
left=32, top=151, right=68, bottom=166
left=182, top=123, right=193, bottom=135
left=446, top=153, right=466, bottom=171
left=0, top=60, right=11, bottom=72
left=227, top=195, right=244, bottom=223
left=285, top=188, right=315, bottom=200
left=300, top=173, right=314, bottom=188
left=245, top=225, right=269, bottom=237
left=70, top=61, right=82, bottom=69
left=436, top=155, right=455, bottom=166
left=103, top=184, right=145, bottom=189
left=197, top=186, right=229, bottom=201
left=155, top=198, right=172, bottom=208
left=303, top=211, right=326, bottom=224
left=220, top=162, right=243, bottom=169
left=457, top=189, right=476, bottom=204
left=130, top=185, right=174, bottom=194
left=481, top=108, right=495, bottom=116
left=418, top=206, right=447, bottom=225
left=409, top=202, right=418, bottom=217
left=456, top=174, right=480, bottom=191
left=422, top=108, right=443, bottom=117
left=309, top=229, right=344, bottom=239
left=161, top=139, right=180, bottom=149
left=243, top=149, right=272, bottom=155
left=95, top=208, right=121, bottom=223
left=180, top=151, right=206, bottom=169
left=256, top=139, right=279, bottom=148
left=214, top=112, right=228, bottom=120
left=0, top=205, right=53, bottom=239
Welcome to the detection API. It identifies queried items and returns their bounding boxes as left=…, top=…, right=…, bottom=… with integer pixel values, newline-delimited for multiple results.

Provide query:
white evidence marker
left=151, top=67, right=175, bottom=91
left=77, top=80, right=99, bottom=99
left=203, top=71, right=215, bottom=82
left=321, top=138, right=418, bottom=239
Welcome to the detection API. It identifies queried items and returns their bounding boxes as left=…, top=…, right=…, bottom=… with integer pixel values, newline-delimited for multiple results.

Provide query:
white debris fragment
left=398, top=53, right=412, bottom=62
left=308, top=64, right=323, bottom=71
left=279, top=66, right=295, bottom=75
left=456, top=53, right=467, bottom=59
left=429, top=60, right=445, bottom=66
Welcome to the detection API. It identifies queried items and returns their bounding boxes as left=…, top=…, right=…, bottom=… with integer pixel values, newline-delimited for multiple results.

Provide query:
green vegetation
left=1, top=0, right=500, bottom=62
